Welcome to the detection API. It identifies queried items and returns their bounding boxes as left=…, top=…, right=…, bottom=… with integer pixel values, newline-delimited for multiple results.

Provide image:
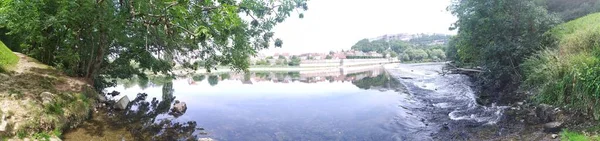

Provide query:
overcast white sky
left=262, top=0, right=457, bottom=55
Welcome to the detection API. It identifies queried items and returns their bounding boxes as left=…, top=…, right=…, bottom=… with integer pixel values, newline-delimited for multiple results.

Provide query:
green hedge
left=0, top=40, right=18, bottom=72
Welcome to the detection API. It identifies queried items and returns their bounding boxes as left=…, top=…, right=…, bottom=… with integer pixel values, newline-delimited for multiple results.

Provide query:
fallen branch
left=455, top=68, right=484, bottom=73
left=442, top=63, right=484, bottom=75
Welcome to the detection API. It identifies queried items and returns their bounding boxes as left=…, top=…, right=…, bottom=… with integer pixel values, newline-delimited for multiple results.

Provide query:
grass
left=561, top=129, right=600, bottom=141
left=522, top=12, right=600, bottom=119
left=0, top=40, right=18, bottom=72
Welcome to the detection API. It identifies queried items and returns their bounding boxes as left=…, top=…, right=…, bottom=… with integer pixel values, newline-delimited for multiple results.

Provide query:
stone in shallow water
left=172, top=100, right=187, bottom=113
left=114, top=96, right=130, bottom=110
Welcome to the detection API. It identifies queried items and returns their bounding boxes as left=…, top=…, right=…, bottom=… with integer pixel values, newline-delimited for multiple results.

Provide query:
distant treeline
left=350, top=34, right=452, bottom=62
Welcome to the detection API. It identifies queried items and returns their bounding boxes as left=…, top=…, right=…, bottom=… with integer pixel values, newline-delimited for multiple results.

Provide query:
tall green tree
left=449, top=0, right=558, bottom=103
left=0, top=0, right=308, bottom=89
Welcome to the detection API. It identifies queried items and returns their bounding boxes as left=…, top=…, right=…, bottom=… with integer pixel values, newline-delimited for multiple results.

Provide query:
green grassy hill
left=524, top=13, right=600, bottom=114
left=522, top=12, right=600, bottom=140
left=0, top=40, right=18, bottom=72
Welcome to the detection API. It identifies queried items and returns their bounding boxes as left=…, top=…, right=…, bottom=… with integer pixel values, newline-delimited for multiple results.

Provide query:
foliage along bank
left=522, top=13, right=600, bottom=119
left=0, top=0, right=308, bottom=90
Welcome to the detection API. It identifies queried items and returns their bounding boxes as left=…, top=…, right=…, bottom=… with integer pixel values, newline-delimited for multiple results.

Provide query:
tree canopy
left=448, top=0, right=559, bottom=104
left=0, top=0, right=308, bottom=89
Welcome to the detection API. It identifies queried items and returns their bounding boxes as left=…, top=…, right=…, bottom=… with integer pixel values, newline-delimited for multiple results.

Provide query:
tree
left=288, top=56, right=301, bottom=66
left=275, top=59, right=286, bottom=65
left=325, top=55, right=333, bottom=59
left=429, top=49, right=446, bottom=60
left=208, top=75, right=219, bottom=86
left=278, top=55, right=286, bottom=59
left=390, top=40, right=411, bottom=53
left=406, top=49, right=428, bottom=61
left=0, top=0, right=309, bottom=89
left=351, top=39, right=371, bottom=52
left=449, top=0, right=558, bottom=103
left=399, top=54, right=410, bottom=61
left=389, top=52, right=398, bottom=58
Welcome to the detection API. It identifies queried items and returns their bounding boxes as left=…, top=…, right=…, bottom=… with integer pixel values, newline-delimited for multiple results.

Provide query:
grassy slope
left=523, top=13, right=600, bottom=140
left=0, top=52, right=96, bottom=140
left=0, top=40, right=18, bottom=72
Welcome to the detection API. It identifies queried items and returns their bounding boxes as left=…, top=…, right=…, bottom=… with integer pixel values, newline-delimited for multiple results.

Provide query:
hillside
left=522, top=13, right=600, bottom=140
left=351, top=34, right=452, bottom=62
left=0, top=42, right=96, bottom=140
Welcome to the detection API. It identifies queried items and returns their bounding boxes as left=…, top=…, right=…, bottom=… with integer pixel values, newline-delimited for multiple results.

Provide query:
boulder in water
left=543, top=121, right=563, bottom=133
left=170, top=100, right=187, bottom=116
left=114, top=96, right=130, bottom=110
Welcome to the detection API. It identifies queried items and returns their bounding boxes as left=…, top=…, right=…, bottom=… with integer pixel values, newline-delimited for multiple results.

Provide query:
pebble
left=551, top=134, right=559, bottom=139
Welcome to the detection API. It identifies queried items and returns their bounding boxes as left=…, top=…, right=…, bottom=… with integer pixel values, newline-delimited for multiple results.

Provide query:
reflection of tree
left=192, top=75, right=206, bottom=82
left=255, top=72, right=270, bottom=79
left=116, top=75, right=174, bottom=89
left=138, top=77, right=149, bottom=89
left=106, top=82, right=202, bottom=140
left=219, top=73, right=231, bottom=80
left=287, top=71, right=300, bottom=78
left=208, top=75, right=219, bottom=86
left=352, top=71, right=405, bottom=91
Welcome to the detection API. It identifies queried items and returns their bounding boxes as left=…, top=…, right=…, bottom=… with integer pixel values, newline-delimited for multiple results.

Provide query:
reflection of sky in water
left=107, top=75, right=403, bottom=140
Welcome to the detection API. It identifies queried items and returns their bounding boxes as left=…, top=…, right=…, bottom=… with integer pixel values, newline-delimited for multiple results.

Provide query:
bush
left=523, top=13, right=600, bottom=119
left=0, top=40, right=18, bottom=72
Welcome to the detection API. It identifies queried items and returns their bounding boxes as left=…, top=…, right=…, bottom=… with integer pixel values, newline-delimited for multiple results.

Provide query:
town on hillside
left=251, top=33, right=452, bottom=67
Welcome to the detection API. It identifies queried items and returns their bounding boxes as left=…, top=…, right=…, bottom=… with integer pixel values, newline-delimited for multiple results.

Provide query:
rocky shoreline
left=433, top=66, right=590, bottom=140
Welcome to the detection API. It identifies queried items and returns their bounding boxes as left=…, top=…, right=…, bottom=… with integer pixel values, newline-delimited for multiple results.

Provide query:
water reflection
left=64, top=81, right=203, bottom=141
left=66, top=65, right=407, bottom=140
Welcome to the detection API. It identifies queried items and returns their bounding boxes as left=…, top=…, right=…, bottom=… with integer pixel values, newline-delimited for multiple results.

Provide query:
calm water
left=64, top=63, right=505, bottom=141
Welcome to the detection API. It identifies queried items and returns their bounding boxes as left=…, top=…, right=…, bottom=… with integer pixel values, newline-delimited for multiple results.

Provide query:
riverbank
left=0, top=52, right=96, bottom=140
left=433, top=61, right=599, bottom=140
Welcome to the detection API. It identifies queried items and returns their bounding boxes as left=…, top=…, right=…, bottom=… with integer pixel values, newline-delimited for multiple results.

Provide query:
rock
left=171, top=100, right=187, bottom=116
left=543, top=121, right=563, bottom=133
left=40, top=92, right=54, bottom=106
left=517, top=102, right=524, bottom=105
left=109, top=91, right=121, bottom=97
left=114, top=96, right=130, bottom=110
left=551, top=134, right=559, bottom=139
left=97, top=94, right=107, bottom=103
left=0, top=115, right=7, bottom=132
left=49, top=136, right=62, bottom=141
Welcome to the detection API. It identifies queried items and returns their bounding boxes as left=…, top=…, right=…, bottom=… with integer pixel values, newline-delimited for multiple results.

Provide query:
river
left=63, top=63, right=506, bottom=141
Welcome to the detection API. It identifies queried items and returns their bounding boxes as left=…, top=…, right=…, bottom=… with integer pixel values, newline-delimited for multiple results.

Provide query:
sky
left=262, top=0, right=457, bottom=55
